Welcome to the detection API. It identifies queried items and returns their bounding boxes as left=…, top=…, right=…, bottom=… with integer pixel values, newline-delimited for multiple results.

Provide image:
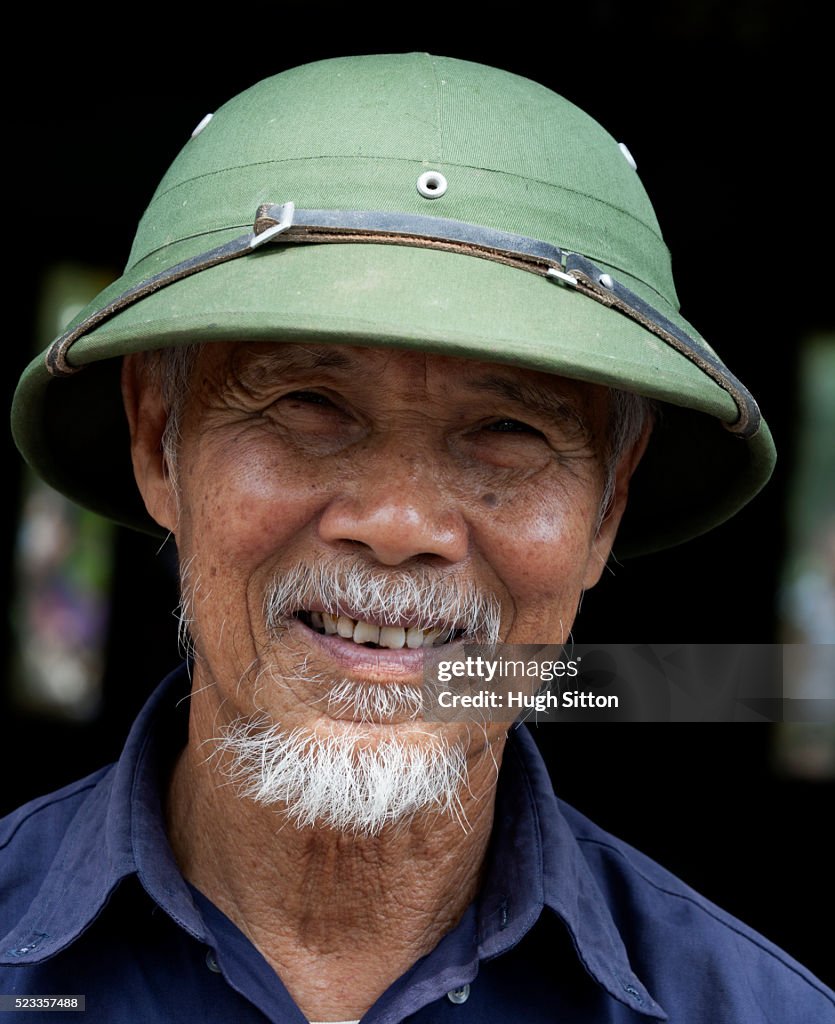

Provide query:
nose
left=317, top=451, right=469, bottom=566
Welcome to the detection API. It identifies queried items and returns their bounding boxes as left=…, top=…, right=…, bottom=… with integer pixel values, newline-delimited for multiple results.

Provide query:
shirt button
left=447, top=984, right=470, bottom=1005
left=205, top=949, right=221, bottom=973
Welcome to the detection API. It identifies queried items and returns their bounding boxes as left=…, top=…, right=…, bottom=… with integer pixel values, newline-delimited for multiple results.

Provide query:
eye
left=264, top=387, right=362, bottom=453
left=485, top=418, right=545, bottom=438
left=283, top=390, right=335, bottom=407
left=269, top=389, right=349, bottom=429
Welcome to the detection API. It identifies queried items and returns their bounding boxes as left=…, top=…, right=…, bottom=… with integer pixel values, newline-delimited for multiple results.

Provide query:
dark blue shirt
left=1, top=665, right=832, bottom=1022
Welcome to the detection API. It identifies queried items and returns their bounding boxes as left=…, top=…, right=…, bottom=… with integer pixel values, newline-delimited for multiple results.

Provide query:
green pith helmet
left=12, top=54, right=775, bottom=556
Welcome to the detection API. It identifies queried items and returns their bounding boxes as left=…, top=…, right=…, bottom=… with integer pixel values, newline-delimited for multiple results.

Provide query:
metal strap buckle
left=249, top=202, right=295, bottom=248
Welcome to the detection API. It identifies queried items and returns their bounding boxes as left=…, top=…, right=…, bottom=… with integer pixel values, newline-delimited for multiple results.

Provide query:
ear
left=121, top=354, right=179, bottom=534
left=582, top=418, right=653, bottom=589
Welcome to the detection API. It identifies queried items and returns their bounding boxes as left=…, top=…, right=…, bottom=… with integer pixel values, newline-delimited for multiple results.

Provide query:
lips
left=298, top=610, right=460, bottom=649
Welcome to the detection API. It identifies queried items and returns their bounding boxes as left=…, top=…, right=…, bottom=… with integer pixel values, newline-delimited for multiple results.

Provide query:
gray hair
left=599, top=387, right=654, bottom=527
left=141, top=343, right=653, bottom=524
left=140, top=345, right=200, bottom=476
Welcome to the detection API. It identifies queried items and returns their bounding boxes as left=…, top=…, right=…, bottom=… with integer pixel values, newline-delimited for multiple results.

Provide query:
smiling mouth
left=297, top=611, right=462, bottom=650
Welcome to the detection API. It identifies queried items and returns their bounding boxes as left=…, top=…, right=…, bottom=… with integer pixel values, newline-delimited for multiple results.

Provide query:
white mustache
left=264, top=558, right=502, bottom=644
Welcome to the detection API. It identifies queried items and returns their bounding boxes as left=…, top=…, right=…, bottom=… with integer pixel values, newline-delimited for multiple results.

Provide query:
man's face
left=127, top=342, right=636, bottom=829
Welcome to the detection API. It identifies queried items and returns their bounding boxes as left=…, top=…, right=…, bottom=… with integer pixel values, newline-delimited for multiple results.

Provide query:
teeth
left=306, top=611, right=455, bottom=648
left=353, top=621, right=380, bottom=645
left=405, top=627, right=424, bottom=649
left=379, top=626, right=406, bottom=649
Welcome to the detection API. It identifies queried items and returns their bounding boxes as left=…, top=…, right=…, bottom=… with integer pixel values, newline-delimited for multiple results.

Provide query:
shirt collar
left=486, top=724, right=666, bottom=1018
left=1, top=665, right=665, bottom=1017
left=1, top=664, right=206, bottom=965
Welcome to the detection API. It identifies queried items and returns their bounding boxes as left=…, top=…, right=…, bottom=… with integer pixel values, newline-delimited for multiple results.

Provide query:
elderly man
left=2, top=55, right=832, bottom=1022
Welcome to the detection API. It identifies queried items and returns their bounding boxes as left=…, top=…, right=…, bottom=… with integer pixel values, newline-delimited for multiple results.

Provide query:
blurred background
left=2, top=2, right=832, bottom=987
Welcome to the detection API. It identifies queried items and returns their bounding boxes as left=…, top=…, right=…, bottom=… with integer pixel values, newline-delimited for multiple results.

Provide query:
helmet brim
left=12, top=238, right=775, bottom=556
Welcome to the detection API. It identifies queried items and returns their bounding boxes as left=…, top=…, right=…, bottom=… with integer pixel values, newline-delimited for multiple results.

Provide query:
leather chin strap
left=46, top=202, right=760, bottom=438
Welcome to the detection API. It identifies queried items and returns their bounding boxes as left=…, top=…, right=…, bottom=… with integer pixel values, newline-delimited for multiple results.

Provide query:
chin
left=212, top=711, right=472, bottom=836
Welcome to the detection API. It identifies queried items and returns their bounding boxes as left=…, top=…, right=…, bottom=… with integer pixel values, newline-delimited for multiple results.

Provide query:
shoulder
left=0, top=768, right=114, bottom=922
left=559, top=800, right=835, bottom=1019
left=1, top=767, right=114, bottom=849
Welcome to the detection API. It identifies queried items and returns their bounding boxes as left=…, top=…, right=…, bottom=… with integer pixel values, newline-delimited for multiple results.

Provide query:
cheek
left=178, top=434, right=331, bottom=569
left=174, top=438, right=335, bottom=666
left=473, top=483, right=601, bottom=638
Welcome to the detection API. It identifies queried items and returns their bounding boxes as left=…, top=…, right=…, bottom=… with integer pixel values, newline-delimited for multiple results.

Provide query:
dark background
left=2, top=4, right=832, bottom=988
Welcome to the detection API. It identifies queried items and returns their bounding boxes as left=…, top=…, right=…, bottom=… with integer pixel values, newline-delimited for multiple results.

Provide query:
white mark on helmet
left=618, top=142, right=637, bottom=171
left=417, top=171, right=448, bottom=199
left=191, top=113, right=214, bottom=139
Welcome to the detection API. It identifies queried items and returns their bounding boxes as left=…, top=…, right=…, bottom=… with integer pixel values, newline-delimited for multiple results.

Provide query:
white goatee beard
left=188, top=557, right=501, bottom=836
left=214, top=712, right=470, bottom=837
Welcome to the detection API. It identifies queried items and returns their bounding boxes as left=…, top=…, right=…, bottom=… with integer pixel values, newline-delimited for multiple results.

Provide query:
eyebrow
left=234, top=344, right=356, bottom=377
left=225, top=344, right=357, bottom=395
left=463, top=374, right=597, bottom=440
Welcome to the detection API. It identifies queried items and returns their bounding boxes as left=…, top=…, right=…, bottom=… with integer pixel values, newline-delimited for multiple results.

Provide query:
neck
left=166, top=689, right=505, bottom=1021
